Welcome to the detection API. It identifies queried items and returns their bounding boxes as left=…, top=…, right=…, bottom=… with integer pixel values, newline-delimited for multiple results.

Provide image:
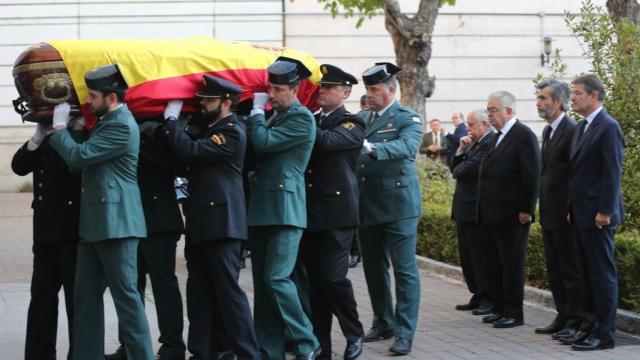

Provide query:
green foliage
left=616, top=232, right=640, bottom=312
left=417, top=166, right=640, bottom=312
left=532, top=48, right=568, bottom=87
left=310, top=0, right=456, bottom=27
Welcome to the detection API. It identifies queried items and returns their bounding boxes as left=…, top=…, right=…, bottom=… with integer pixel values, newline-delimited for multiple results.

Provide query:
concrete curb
left=416, top=255, right=640, bottom=336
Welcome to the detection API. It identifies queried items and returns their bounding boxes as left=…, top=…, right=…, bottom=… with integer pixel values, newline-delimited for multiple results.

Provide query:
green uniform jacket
left=246, top=100, right=316, bottom=228
left=357, top=101, right=424, bottom=226
left=50, top=104, right=147, bottom=242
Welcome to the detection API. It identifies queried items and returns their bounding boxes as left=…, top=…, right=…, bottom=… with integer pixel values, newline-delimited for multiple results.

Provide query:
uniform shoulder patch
left=227, top=122, right=236, bottom=127
left=340, top=121, right=356, bottom=130
left=210, top=133, right=226, bottom=145
left=412, top=116, right=421, bottom=123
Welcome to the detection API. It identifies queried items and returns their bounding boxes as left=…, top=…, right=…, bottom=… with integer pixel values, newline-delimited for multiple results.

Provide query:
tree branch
left=382, top=0, right=412, bottom=40
left=416, top=0, right=439, bottom=21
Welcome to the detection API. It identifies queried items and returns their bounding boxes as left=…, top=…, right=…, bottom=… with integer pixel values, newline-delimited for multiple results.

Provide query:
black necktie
left=577, top=121, right=587, bottom=143
left=493, top=130, right=502, bottom=149
left=319, top=114, right=327, bottom=126
left=542, top=125, right=551, bottom=150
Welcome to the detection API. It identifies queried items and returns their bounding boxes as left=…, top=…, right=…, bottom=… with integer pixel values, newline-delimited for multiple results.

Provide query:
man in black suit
left=533, top=79, right=591, bottom=342
left=478, top=91, right=540, bottom=328
left=300, top=64, right=365, bottom=360
left=451, top=109, right=494, bottom=315
left=12, top=117, right=85, bottom=360
left=446, top=111, right=467, bottom=169
left=568, top=74, right=624, bottom=351
left=163, top=76, right=259, bottom=359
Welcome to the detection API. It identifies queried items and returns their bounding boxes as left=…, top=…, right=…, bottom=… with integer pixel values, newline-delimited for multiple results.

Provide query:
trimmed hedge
left=416, top=159, right=640, bottom=313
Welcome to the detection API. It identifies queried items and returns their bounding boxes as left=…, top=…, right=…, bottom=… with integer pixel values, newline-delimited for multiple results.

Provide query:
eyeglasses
left=485, top=107, right=505, bottom=114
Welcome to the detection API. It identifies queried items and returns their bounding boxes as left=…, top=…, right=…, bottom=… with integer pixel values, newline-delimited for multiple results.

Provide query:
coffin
left=12, top=37, right=321, bottom=126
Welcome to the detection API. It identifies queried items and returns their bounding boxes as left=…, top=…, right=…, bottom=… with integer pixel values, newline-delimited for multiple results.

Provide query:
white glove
left=361, top=139, right=375, bottom=154
left=52, top=102, right=71, bottom=128
left=27, top=123, right=53, bottom=151
left=253, top=93, right=268, bottom=109
left=164, top=100, right=183, bottom=120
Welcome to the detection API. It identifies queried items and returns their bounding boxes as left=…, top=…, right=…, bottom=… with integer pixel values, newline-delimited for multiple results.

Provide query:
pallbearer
left=246, top=57, right=321, bottom=360
left=299, top=64, right=365, bottom=360
left=163, top=75, right=259, bottom=359
left=48, top=64, right=153, bottom=359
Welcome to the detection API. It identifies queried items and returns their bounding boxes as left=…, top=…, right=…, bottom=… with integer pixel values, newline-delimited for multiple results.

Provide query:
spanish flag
left=48, top=36, right=321, bottom=127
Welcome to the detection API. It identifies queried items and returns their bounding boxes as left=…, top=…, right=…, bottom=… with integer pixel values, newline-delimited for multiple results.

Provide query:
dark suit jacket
left=11, top=133, right=83, bottom=243
left=568, top=108, right=624, bottom=229
left=305, top=106, right=365, bottom=232
left=446, top=123, right=467, bottom=167
left=478, top=120, right=541, bottom=226
left=539, top=114, right=576, bottom=230
left=451, top=131, right=495, bottom=223
left=164, top=113, right=248, bottom=244
left=137, top=118, right=185, bottom=235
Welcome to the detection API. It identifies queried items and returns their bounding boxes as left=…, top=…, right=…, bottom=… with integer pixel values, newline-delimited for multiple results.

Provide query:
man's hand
left=458, top=135, right=473, bottom=152
left=361, top=139, right=375, bottom=154
left=164, top=100, right=183, bottom=121
left=52, top=102, right=71, bottom=130
left=595, top=212, right=611, bottom=229
left=253, top=93, right=268, bottom=109
left=518, top=212, right=532, bottom=224
left=250, top=92, right=269, bottom=116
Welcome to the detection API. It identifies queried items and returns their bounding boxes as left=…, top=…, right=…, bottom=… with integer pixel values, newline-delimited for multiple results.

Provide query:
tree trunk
left=607, top=0, right=640, bottom=23
left=382, top=0, right=439, bottom=122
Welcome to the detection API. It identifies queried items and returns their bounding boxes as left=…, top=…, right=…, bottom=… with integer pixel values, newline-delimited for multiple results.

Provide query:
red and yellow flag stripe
left=48, top=36, right=321, bottom=126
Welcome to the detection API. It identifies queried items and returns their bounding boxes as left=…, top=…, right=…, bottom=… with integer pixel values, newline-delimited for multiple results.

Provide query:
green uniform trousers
left=113, top=232, right=185, bottom=357
left=72, top=237, right=153, bottom=360
left=359, top=217, right=421, bottom=340
left=250, top=226, right=318, bottom=359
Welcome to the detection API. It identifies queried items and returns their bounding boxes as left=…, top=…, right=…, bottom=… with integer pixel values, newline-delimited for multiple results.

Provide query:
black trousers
left=300, top=228, right=364, bottom=355
left=185, top=239, right=259, bottom=360
left=575, top=227, right=618, bottom=342
left=25, top=241, right=77, bottom=360
left=483, top=224, right=530, bottom=320
left=136, top=231, right=186, bottom=357
left=542, top=227, right=591, bottom=330
left=456, top=221, right=492, bottom=307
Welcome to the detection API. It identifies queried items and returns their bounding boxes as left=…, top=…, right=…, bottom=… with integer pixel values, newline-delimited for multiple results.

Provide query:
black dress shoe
left=482, top=314, right=502, bottom=323
left=558, top=330, right=589, bottom=345
left=472, top=306, right=493, bottom=315
left=349, top=255, right=361, bottom=268
left=552, top=328, right=576, bottom=340
left=296, top=347, right=322, bottom=360
left=344, top=337, right=363, bottom=360
left=363, top=327, right=394, bottom=342
left=455, top=303, right=476, bottom=311
left=571, top=337, right=615, bottom=351
left=389, top=338, right=412, bottom=355
left=535, top=318, right=564, bottom=334
left=106, top=346, right=126, bottom=360
left=493, top=317, right=523, bottom=328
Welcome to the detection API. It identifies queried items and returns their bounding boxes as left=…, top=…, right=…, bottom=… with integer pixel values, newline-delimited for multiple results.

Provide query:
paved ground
left=1, top=192, right=639, bottom=359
